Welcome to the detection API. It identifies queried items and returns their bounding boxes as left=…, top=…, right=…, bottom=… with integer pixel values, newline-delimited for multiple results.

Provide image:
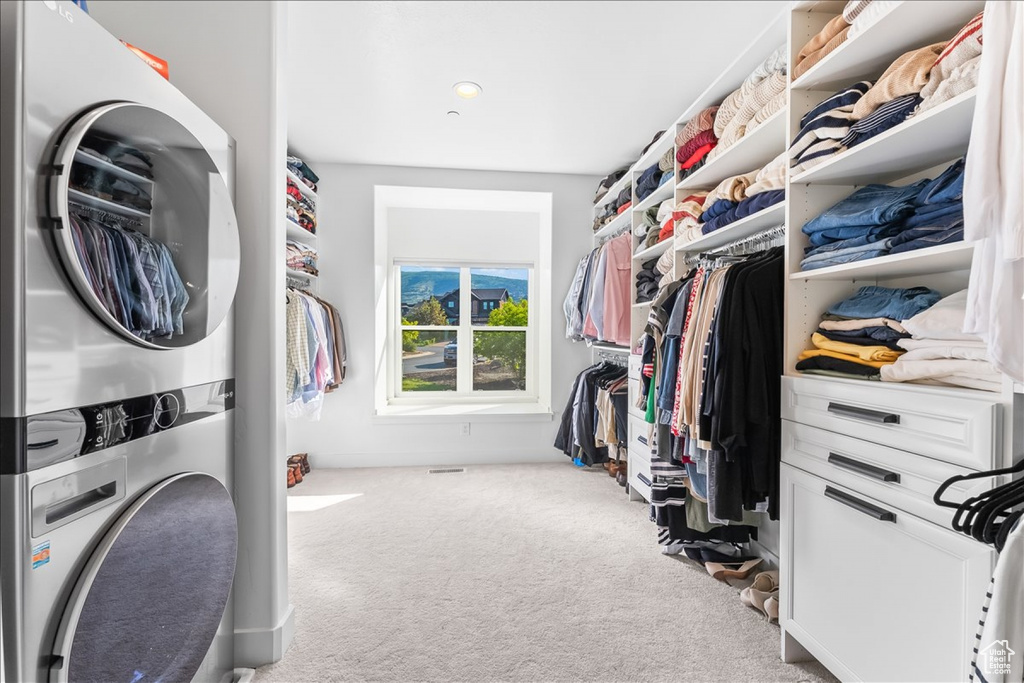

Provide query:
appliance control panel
left=0, top=379, right=234, bottom=474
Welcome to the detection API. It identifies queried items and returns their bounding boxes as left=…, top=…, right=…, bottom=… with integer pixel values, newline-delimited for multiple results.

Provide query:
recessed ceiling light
left=453, top=81, right=482, bottom=99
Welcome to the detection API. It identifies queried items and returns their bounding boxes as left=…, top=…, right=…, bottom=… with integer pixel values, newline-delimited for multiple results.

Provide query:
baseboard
left=233, top=603, right=295, bottom=668
left=233, top=668, right=256, bottom=683
left=308, top=450, right=566, bottom=469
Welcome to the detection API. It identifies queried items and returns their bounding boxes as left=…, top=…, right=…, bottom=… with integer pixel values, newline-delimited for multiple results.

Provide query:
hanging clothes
left=563, top=232, right=632, bottom=346
left=285, top=288, right=348, bottom=419
left=553, top=361, right=628, bottom=467
left=68, top=211, right=189, bottom=340
left=635, top=246, right=785, bottom=549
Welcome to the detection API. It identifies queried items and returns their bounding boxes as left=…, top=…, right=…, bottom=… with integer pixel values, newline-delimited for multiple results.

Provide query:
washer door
left=48, top=102, right=240, bottom=349
left=50, top=473, right=237, bottom=683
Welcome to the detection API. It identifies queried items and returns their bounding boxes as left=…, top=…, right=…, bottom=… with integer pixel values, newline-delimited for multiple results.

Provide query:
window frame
left=373, top=185, right=553, bottom=418
left=393, top=261, right=536, bottom=403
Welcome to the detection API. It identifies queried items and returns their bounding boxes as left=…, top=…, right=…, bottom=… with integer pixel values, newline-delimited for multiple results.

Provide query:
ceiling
left=286, top=1, right=787, bottom=176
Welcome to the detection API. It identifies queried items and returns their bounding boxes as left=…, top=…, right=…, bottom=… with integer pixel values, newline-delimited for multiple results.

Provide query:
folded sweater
left=794, top=14, right=850, bottom=74
left=676, top=107, right=719, bottom=148
left=793, top=25, right=852, bottom=81
left=811, top=332, right=903, bottom=362
left=746, top=151, right=788, bottom=196
left=852, top=42, right=947, bottom=119
left=712, top=71, right=789, bottom=156
left=704, top=170, right=758, bottom=206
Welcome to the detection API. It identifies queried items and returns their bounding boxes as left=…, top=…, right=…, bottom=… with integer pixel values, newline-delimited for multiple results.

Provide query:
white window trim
left=374, top=186, right=553, bottom=418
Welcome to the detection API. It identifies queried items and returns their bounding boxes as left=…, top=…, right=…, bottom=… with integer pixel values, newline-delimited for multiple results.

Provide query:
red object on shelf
left=121, top=41, right=169, bottom=80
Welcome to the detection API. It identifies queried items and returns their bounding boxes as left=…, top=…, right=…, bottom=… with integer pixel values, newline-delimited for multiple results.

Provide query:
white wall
left=286, top=164, right=598, bottom=468
left=87, top=0, right=293, bottom=667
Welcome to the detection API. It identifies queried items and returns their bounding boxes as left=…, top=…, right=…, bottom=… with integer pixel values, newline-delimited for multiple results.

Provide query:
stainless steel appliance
left=1, top=2, right=241, bottom=681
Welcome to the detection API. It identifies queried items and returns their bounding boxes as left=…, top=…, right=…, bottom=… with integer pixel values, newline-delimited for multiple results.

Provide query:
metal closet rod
left=684, top=224, right=786, bottom=265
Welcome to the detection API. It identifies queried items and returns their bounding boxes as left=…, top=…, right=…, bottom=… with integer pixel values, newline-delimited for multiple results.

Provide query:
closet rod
left=684, top=224, right=786, bottom=265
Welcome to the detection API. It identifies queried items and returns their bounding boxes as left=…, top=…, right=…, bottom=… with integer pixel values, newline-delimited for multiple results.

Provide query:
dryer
left=1, top=2, right=241, bottom=681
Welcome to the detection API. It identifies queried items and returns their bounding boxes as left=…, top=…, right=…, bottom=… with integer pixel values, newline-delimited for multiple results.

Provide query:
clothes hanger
left=933, top=458, right=1024, bottom=509
left=950, top=477, right=1023, bottom=536
left=935, top=458, right=1024, bottom=547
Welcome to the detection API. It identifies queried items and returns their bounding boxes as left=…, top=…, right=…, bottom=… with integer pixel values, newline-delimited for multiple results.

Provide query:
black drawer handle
left=828, top=453, right=900, bottom=483
left=638, top=435, right=648, bottom=446
left=827, top=402, right=900, bottom=424
left=637, top=472, right=652, bottom=487
left=824, top=485, right=896, bottom=522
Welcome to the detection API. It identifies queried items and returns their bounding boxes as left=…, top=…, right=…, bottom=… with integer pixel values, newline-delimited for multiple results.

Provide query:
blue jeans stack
left=800, top=159, right=965, bottom=271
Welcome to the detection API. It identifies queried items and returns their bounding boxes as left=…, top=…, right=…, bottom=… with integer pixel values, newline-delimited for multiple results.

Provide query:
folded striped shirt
left=790, top=81, right=872, bottom=172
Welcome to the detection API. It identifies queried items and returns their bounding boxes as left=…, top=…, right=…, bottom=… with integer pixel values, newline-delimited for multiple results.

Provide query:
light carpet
left=253, top=463, right=836, bottom=683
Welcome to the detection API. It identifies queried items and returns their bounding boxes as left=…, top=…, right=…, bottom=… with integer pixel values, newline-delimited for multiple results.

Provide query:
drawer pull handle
left=824, top=486, right=896, bottom=522
left=637, top=472, right=652, bottom=487
left=637, top=436, right=648, bottom=446
left=827, top=402, right=900, bottom=424
left=828, top=453, right=901, bottom=483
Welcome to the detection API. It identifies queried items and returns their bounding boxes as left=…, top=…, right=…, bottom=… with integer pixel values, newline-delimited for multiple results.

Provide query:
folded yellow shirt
left=811, top=332, right=904, bottom=362
left=798, top=348, right=892, bottom=369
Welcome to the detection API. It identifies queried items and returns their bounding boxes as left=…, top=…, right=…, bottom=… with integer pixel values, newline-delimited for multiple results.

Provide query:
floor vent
left=428, top=468, right=466, bottom=474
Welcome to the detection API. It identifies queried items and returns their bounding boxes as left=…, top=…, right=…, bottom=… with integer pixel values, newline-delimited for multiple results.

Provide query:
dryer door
left=47, top=102, right=240, bottom=349
left=49, top=472, right=237, bottom=683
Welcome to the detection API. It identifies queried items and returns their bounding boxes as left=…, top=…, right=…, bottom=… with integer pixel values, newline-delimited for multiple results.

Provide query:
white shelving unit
left=285, top=158, right=319, bottom=295
left=779, top=5, right=1018, bottom=682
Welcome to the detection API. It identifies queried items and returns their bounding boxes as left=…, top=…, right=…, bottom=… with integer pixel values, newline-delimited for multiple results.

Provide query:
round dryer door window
left=48, top=102, right=240, bottom=349
left=50, top=473, right=237, bottom=683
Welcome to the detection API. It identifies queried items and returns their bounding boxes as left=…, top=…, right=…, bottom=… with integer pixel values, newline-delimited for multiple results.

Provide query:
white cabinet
left=780, top=464, right=994, bottom=682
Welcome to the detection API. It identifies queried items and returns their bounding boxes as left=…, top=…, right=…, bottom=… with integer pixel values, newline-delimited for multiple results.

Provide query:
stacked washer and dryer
left=2, top=2, right=242, bottom=682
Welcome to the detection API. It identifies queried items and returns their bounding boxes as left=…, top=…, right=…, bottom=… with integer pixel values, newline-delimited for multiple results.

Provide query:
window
left=374, top=186, right=552, bottom=416
left=398, top=266, right=531, bottom=395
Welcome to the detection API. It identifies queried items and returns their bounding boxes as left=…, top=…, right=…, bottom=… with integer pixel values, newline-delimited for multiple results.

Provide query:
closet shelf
left=632, top=182, right=673, bottom=214
left=790, top=241, right=974, bottom=282
left=68, top=188, right=151, bottom=219
left=286, top=268, right=318, bottom=281
left=675, top=203, right=785, bottom=253
left=286, top=168, right=318, bottom=202
left=73, top=150, right=153, bottom=186
left=791, top=89, right=976, bottom=186
left=633, top=238, right=673, bottom=262
left=790, top=0, right=986, bottom=92
left=285, top=218, right=317, bottom=244
left=791, top=1, right=845, bottom=11
left=631, top=130, right=676, bottom=179
left=593, top=211, right=631, bottom=240
left=675, top=109, right=787, bottom=192
left=594, top=172, right=633, bottom=211
left=591, top=343, right=629, bottom=354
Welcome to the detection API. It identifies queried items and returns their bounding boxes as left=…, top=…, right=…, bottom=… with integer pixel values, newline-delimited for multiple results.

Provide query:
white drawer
left=781, top=375, right=1000, bottom=471
left=780, top=464, right=993, bottom=682
left=782, top=420, right=997, bottom=529
left=628, top=457, right=652, bottom=502
left=627, top=414, right=654, bottom=459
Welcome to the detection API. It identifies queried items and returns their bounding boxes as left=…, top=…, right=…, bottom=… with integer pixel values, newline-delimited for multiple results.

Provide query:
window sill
left=373, top=401, right=554, bottom=423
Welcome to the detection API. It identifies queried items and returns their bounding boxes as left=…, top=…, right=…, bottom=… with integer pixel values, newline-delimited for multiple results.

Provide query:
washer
left=1, top=3, right=241, bottom=682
